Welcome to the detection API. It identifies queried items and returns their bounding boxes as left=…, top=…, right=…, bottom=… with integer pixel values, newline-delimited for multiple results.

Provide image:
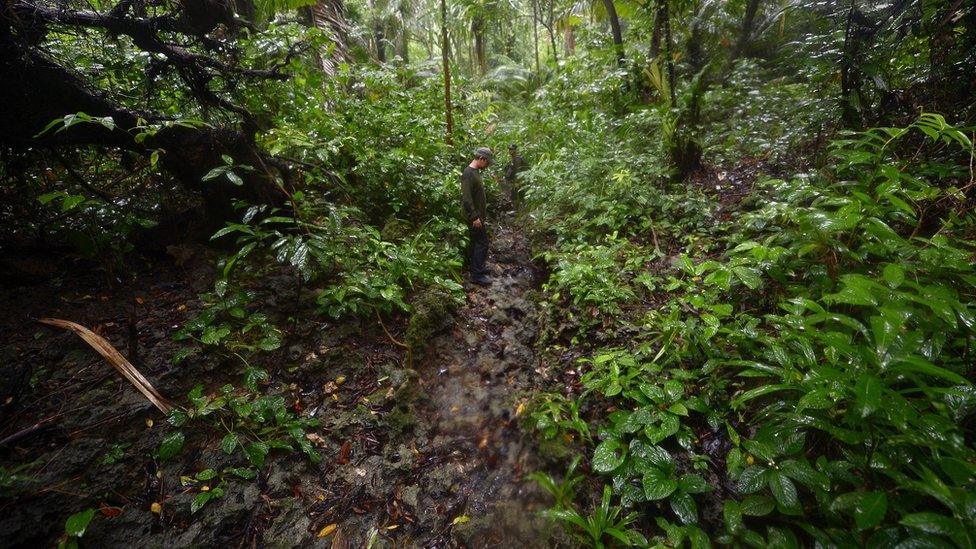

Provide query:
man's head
left=473, top=147, right=494, bottom=169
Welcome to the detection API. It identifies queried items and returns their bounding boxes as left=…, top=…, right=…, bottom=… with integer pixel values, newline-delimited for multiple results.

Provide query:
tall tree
left=603, top=0, right=625, bottom=67
left=731, top=0, right=761, bottom=62
left=441, top=0, right=454, bottom=143
left=472, top=15, right=487, bottom=74
left=0, top=0, right=301, bottom=222
left=532, top=0, right=541, bottom=70
left=306, top=0, right=351, bottom=75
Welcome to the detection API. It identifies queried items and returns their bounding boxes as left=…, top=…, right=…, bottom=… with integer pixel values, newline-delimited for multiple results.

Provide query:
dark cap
left=475, top=147, right=494, bottom=164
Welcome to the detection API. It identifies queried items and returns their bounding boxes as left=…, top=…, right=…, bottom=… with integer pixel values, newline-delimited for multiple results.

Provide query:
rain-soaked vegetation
left=2, top=0, right=976, bottom=546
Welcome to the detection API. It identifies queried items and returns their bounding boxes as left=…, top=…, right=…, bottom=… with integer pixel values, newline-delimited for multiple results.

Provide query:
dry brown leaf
left=39, top=318, right=174, bottom=413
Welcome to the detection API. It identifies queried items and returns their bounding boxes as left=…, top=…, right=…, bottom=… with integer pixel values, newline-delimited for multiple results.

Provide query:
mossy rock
left=381, top=217, right=414, bottom=242
left=404, top=287, right=457, bottom=352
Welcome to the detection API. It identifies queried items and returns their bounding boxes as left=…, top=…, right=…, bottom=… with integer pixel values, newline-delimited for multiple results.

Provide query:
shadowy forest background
left=2, top=0, right=976, bottom=546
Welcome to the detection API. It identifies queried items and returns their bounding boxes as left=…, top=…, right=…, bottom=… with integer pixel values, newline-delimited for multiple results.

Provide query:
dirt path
left=300, top=212, right=559, bottom=547
left=402, top=212, right=555, bottom=546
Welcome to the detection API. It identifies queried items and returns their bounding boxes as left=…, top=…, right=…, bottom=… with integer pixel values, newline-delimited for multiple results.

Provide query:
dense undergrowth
left=5, top=0, right=976, bottom=545
left=506, top=50, right=976, bottom=547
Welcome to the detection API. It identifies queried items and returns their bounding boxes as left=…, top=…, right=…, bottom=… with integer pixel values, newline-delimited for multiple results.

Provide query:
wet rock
left=489, top=310, right=511, bottom=326
left=265, top=498, right=317, bottom=548
left=401, top=484, right=420, bottom=510
left=405, top=287, right=458, bottom=353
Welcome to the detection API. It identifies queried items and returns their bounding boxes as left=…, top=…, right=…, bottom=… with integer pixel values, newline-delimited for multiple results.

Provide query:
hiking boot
left=471, top=274, right=491, bottom=286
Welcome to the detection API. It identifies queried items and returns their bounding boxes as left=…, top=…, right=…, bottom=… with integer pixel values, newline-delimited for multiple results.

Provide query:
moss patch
left=404, top=287, right=457, bottom=352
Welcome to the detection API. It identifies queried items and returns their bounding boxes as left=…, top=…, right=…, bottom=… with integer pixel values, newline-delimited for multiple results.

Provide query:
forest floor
left=0, top=210, right=566, bottom=547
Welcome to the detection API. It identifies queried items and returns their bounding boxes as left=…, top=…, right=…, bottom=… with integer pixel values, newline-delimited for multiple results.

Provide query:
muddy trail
left=0, top=213, right=567, bottom=548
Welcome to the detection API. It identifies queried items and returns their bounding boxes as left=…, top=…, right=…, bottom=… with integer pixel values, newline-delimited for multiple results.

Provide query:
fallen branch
left=38, top=318, right=174, bottom=414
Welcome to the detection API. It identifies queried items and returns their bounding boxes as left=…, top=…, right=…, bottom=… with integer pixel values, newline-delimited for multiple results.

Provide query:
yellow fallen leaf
left=200, top=485, right=210, bottom=492
left=452, top=515, right=470, bottom=525
left=177, top=304, right=187, bottom=312
left=746, top=454, right=755, bottom=465
left=145, top=418, right=154, bottom=428
left=135, top=296, right=145, bottom=304
left=150, top=502, right=162, bottom=514
left=515, top=402, right=525, bottom=416
left=335, top=376, right=346, bottom=386
left=317, top=523, right=338, bottom=538
left=386, top=524, right=398, bottom=530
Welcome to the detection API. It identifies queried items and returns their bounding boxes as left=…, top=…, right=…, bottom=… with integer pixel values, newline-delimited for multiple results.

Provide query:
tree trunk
left=366, top=0, right=385, bottom=62
left=650, top=1, right=663, bottom=58
left=532, top=0, right=540, bottom=71
left=662, top=0, right=676, bottom=105
left=473, top=16, right=486, bottom=75
left=440, top=0, right=454, bottom=144
left=397, top=2, right=410, bottom=62
left=563, top=22, right=575, bottom=56
left=305, top=0, right=350, bottom=76
left=547, top=0, right=559, bottom=64
left=0, top=50, right=286, bottom=222
left=731, top=0, right=761, bottom=62
left=840, top=0, right=862, bottom=126
left=603, top=0, right=624, bottom=67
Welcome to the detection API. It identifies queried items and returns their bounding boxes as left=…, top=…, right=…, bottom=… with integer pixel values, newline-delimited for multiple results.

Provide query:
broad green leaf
left=158, top=430, right=185, bottom=461
left=854, top=491, right=887, bottom=530
left=900, top=512, right=963, bottom=537
left=196, top=468, right=217, bottom=481
left=190, top=491, right=212, bottom=513
left=642, top=467, right=677, bottom=501
left=62, top=195, right=86, bottom=211
left=669, top=491, right=698, bottom=525
left=768, top=471, right=801, bottom=514
left=221, top=433, right=239, bottom=454
left=244, top=442, right=269, bottom=467
left=65, top=508, right=96, bottom=537
left=592, top=439, right=626, bottom=473
left=740, top=495, right=775, bottom=516
left=678, top=474, right=711, bottom=494
left=226, top=171, right=244, bottom=186
left=738, top=466, right=768, bottom=494
left=882, top=264, right=904, bottom=288
left=724, top=500, right=743, bottom=533
left=855, top=374, right=882, bottom=418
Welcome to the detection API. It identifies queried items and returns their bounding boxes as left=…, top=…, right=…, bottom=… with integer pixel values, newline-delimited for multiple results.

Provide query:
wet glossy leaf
left=669, top=491, right=698, bottom=525
left=741, top=495, right=775, bottom=516
left=158, top=431, right=185, bottom=461
left=65, top=508, right=95, bottom=537
left=855, top=374, right=882, bottom=418
left=190, top=492, right=211, bottom=513
left=854, top=491, right=887, bottom=530
left=738, top=466, right=768, bottom=494
left=768, top=471, right=800, bottom=514
left=593, top=439, right=626, bottom=473
left=642, top=467, right=677, bottom=500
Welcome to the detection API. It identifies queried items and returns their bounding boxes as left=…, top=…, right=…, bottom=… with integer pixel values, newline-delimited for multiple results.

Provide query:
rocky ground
left=0, top=213, right=569, bottom=548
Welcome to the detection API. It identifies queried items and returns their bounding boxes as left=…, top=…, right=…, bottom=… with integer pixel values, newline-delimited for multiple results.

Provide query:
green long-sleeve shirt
left=460, top=166, right=486, bottom=223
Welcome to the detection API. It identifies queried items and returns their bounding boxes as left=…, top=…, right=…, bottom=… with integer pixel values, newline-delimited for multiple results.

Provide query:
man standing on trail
left=461, top=147, right=493, bottom=286
left=503, top=144, right=529, bottom=209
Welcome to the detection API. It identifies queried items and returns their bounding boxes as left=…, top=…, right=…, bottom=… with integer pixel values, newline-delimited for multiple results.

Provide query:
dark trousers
left=468, top=224, right=489, bottom=275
